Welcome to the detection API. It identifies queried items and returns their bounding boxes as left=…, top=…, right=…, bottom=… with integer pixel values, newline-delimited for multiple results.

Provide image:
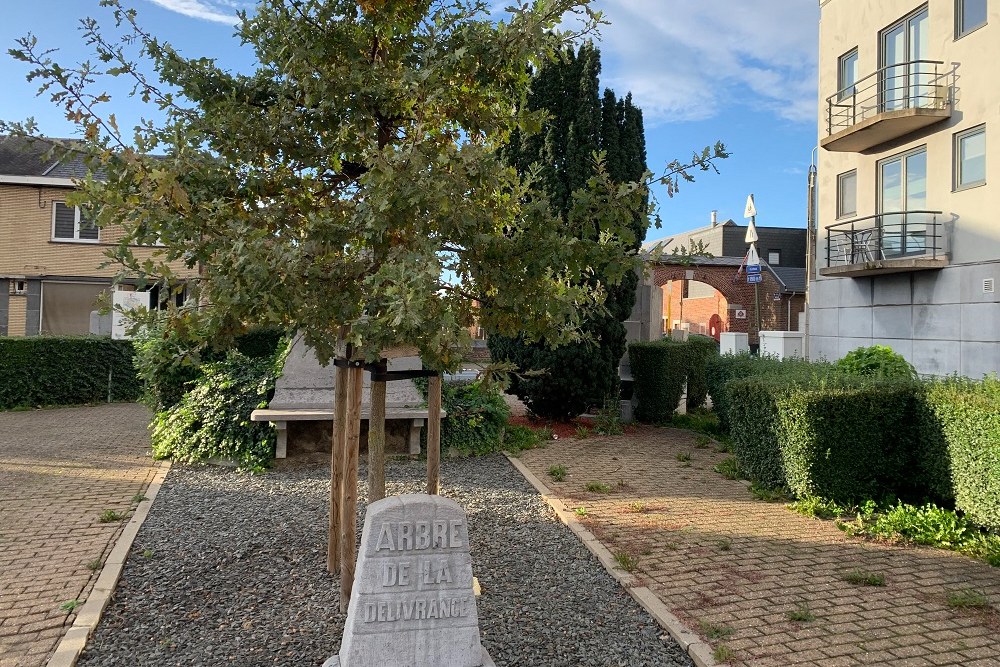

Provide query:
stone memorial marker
left=324, top=494, right=495, bottom=667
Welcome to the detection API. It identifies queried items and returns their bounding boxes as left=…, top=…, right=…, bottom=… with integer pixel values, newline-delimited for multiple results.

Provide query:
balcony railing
left=822, top=60, right=952, bottom=152
left=822, top=211, right=948, bottom=277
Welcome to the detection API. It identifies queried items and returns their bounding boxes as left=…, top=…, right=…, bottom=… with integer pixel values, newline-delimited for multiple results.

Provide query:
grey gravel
left=79, top=455, right=692, bottom=667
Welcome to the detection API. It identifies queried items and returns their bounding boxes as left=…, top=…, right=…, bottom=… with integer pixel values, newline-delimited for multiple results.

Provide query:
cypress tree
left=489, top=43, right=649, bottom=421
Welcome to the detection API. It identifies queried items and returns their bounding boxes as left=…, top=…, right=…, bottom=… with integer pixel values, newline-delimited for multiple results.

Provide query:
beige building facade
left=0, top=137, right=198, bottom=336
left=811, top=0, right=999, bottom=377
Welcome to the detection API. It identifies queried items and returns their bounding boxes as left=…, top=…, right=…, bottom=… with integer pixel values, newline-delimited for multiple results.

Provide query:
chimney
left=711, top=210, right=718, bottom=227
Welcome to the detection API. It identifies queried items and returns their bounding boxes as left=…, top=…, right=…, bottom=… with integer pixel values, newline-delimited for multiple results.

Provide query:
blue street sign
left=747, top=274, right=763, bottom=284
left=746, top=264, right=761, bottom=274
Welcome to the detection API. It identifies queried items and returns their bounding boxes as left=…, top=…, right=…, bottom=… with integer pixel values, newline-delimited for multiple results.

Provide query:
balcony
left=820, top=211, right=948, bottom=277
left=822, top=61, right=952, bottom=153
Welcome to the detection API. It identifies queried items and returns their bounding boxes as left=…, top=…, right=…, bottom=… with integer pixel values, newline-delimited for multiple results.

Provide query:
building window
left=955, top=125, right=986, bottom=190
left=957, top=0, right=988, bottom=38
left=52, top=202, right=98, bottom=242
left=837, top=48, right=859, bottom=101
left=837, top=169, right=857, bottom=218
left=768, top=250, right=781, bottom=265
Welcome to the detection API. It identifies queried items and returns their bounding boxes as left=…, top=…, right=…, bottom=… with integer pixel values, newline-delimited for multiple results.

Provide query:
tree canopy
left=8, top=0, right=724, bottom=372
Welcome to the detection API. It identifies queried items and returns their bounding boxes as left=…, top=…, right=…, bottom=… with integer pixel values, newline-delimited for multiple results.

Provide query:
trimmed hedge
left=628, top=340, right=688, bottom=423
left=920, top=378, right=1000, bottom=531
left=685, top=334, right=720, bottom=410
left=0, top=336, right=141, bottom=410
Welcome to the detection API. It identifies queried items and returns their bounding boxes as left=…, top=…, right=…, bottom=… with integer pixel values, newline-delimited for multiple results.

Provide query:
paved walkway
left=519, top=426, right=1000, bottom=667
left=0, top=404, right=159, bottom=667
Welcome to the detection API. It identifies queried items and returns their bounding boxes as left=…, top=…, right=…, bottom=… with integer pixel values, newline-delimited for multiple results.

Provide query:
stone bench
left=250, top=407, right=438, bottom=459
left=250, top=335, right=442, bottom=460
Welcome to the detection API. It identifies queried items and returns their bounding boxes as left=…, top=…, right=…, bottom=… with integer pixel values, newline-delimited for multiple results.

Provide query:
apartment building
left=810, top=0, right=999, bottom=377
left=0, top=136, right=198, bottom=336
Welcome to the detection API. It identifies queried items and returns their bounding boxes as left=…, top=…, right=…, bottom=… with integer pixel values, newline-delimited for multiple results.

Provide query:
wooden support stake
left=368, top=366, right=387, bottom=503
left=327, top=362, right=349, bottom=573
left=426, top=374, right=442, bottom=495
left=340, top=365, right=364, bottom=612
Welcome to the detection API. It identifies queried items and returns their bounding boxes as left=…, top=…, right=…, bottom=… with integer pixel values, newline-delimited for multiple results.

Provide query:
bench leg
left=408, top=419, right=424, bottom=455
left=275, top=421, right=288, bottom=459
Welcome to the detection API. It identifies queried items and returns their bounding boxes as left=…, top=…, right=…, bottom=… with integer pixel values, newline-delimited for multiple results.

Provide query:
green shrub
left=685, top=334, right=719, bottom=410
left=150, top=350, right=285, bottom=471
left=836, top=345, right=917, bottom=380
left=726, top=375, right=789, bottom=489
left=920, top=377, right=1000, bottom=530
left=776, top=380, right=920, bottom=501
left=628, top=340, right=688, bottom=423
left=134, top=320, right=288, bottom=410
left=416, top=379, right=511, bottom=456
left=0, top=336, right=141, bottom=410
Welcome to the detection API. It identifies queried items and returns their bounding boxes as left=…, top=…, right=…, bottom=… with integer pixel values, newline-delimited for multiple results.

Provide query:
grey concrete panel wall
left=912, top=304, right=961, bottom=340
left=838, top=307, right=872, bottom=338
left=810, top=278, right=841, bottom=308
left=913, top=269, right=962, bottom=305
left=810, top=336, right=840, bottom=362
left=810, top=307, right=839, bottom=338
left=873, top=274, right=911, bottom=305
left=912, top=340, right=961, bottom=377
left=839, top=278, right=872, bottom=308
left=961, top=342, right=1000, bottom=378
left=961, top=303, right=1000, bottom=342
left=0, top=287, right=7, bottom=336
left=24, top=279, right=40, bottom=336
left=960, top=265, right=1000, bottom=304
left=872, top=306, right=912, bottom=339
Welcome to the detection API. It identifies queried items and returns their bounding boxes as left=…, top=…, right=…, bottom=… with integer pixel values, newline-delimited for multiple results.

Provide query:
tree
left=489, top=44, right=725, bottom=420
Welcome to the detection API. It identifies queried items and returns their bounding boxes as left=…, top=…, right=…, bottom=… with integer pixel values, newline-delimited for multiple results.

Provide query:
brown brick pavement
left=0, top=404, right=158, bottom=667
left=519, top=426, right=1000, bottom=667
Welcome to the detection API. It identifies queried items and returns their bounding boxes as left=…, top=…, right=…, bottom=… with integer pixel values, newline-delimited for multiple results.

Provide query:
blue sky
left=0, top=0, right=819, bottom=242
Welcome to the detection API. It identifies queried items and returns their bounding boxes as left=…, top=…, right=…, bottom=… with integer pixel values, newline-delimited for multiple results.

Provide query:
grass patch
left=715, top=538, right=732, bottom=551
left=574, top=425, right=590, bottom=439
left=59, top=599, right=81, bottom=612
left=713, top=644, right=734, bottom=663
left=98, top=509, right=127, bottom=523
left=947, top=588, right=990, bottom=609
left=131, top=494, right=148, bottom=503
left=547, top=464, right=567, bottom=482
left=85, top=559, right=102, bottom=571
left=787, top=603, right=815, bottom=622
left=750, top=484, right=789, bottom=502
left=713, top=457, right=742, bottom=480
left=676, top=451, right=692, bottom=463
left=574, top=507, right=588, bottom=517
left=695, top=435, right=712, bottom=449
left=502, top=424, right=542, bottom=454
left=584, top=481, right=611, bottom=493
left=841, top=569, right=885, bottom=587
left=613, top=551, right=638, bottom=572
left=627, top=501, right=647, bottom=513
left=698, top=620, right=734, bottom=641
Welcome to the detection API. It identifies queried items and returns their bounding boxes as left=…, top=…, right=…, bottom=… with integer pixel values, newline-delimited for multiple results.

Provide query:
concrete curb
left=46, top=460, right=172, bottom=667
left=505, top=454, right=718, bottom=667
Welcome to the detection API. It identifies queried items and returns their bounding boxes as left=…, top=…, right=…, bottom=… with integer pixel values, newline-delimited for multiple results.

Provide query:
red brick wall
left=661, top=282, right=729, bottom=336
left=653, top=264, right=801, bottom=345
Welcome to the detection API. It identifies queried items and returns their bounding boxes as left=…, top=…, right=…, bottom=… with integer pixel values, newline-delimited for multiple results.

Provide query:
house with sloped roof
left=643, top=212, right=807, bottom=338
left=0, top=136, right=198, bottom=336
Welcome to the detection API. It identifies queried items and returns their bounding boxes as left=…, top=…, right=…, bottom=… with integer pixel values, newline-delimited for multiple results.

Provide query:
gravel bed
left=79, top=455, right=691, bottom=667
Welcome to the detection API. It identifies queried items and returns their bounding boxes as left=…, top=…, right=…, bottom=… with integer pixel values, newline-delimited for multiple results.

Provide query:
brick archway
left=651, top=260, right=791, bottom=344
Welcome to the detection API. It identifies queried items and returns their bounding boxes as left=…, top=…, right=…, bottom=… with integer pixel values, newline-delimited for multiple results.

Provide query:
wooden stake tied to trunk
left=327, top=362, right=349, bottom=573
left=367, top=359, right=387, bottom=502
left=339, top=364, right=364, bottom=612
left=426, top=374, right=442, bottom=495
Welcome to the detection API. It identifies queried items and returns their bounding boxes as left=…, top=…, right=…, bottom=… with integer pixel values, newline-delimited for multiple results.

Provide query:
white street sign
left=747, top=244, right=760, bottom=266
left=112, top=290, right=151, bottom=340
left=744, top=193, right=757, bottom=219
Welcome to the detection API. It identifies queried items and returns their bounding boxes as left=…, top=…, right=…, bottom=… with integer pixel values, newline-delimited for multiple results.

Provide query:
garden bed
left=78, top=455, right=691, bottom=667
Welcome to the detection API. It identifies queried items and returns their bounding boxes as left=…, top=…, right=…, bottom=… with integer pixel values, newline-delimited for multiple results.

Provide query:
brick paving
left=0, top=404, right=159, bottom=667
left=519, top=426, right=1000, bottom=667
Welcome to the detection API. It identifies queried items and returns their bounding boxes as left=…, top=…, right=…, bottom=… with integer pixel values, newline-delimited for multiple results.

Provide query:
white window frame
left=767, top=250, right=781, bottom=265
left=837, top=169, right=858, bottom=219
left=956, top=0, right=988, bottom=38
left=954, top=124, right=986, bottom=191
left=51, top=202, right=99, bottom=243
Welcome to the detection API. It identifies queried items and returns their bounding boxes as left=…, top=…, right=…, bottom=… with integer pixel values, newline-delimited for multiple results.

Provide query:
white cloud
left=145, top=0, right=248, bottom=24
left=594, top=0, right=819, bottom=124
